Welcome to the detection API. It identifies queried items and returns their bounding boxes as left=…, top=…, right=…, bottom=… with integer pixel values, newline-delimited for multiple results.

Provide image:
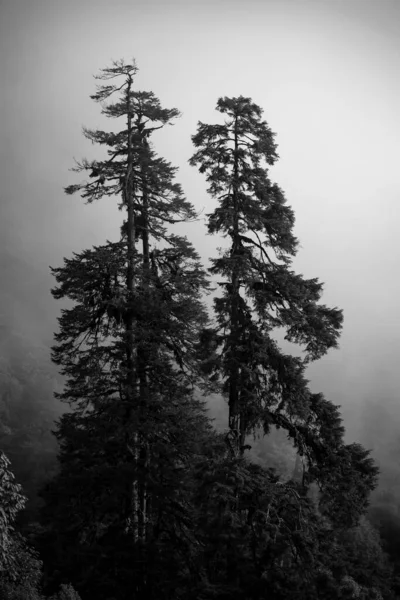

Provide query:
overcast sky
left=1, top=0, right=400, bottom=441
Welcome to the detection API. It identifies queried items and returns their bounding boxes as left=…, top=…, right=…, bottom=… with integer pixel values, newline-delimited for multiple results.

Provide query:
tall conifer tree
left=40, top=60, right=211, bottom=599
left=187, top=96, right=382, bottom=600
left=191, top=97, right=343, bottom=455
left=190, top=96, right=378, bottom=520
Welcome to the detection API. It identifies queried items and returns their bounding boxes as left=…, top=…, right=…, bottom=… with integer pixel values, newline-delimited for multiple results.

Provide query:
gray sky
left=1, top=0, right=400, bottom=442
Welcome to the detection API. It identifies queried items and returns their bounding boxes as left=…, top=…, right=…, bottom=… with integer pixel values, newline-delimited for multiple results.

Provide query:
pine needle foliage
left=190, top=95, right=378, bottom=528
left=40, top=59, right=212, bottom=600
left=190, top=96, right=344, bottom=455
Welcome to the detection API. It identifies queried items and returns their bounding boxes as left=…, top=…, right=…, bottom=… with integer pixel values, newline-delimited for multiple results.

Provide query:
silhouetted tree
left=39, top=60, right=211, bottom=599
left=189, top=96, right=381, bottom=598
left=190, top=95, right=343, bottom=458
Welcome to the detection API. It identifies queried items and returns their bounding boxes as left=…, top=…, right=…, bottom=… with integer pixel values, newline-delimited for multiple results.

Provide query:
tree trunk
left=123, top=74, right=139, bottom=545
left=138, top=135, right=151, bottom=546
left=229, top=116, right=241, bottom=458
left=136, top=134, right=151, bottom=592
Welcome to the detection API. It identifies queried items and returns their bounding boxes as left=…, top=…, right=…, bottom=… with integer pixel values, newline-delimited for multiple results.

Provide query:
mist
left=1, top=0, right=400, bottom=567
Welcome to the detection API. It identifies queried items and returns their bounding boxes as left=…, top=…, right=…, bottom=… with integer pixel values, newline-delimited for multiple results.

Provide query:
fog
left=1, top=0, right=400, bottom=464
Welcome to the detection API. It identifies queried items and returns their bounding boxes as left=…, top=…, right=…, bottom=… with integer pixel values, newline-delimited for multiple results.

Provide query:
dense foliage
left=0, top=59, right=398, bottom=599
left=190, top=96, right=378, bottom=524
left=38, top=60, right=214, bottom=599
left=0, top=450, right=81, bottom=600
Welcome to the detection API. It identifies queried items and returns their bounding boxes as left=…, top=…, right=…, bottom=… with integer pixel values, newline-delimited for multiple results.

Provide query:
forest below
left=1, top=58, right=400, bottom=600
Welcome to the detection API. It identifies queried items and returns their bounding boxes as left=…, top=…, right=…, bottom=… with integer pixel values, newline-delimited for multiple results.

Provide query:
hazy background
left=1, top=0, right=400, bottom=458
